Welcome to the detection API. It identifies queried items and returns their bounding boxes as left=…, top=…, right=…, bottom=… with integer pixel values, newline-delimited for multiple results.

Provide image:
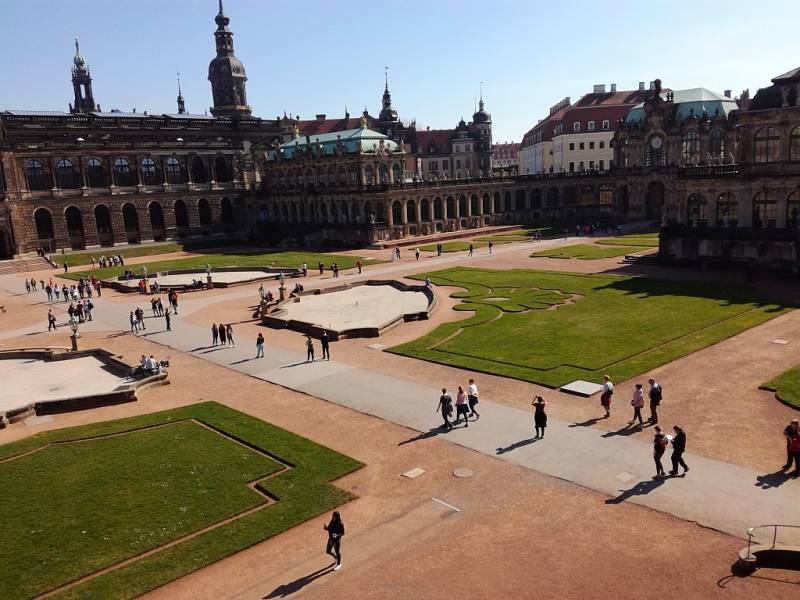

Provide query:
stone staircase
left=0, top=256, right=53, bottom=275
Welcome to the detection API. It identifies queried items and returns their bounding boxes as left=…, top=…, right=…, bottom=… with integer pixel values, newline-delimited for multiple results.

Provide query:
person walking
left=629, top=383, right=645, bottom=427
left=130, top=311, right=139, bottom=333
left=226, top=324, right=235, bottom=347
left=600, top=375, right=614, bottom=418
left=256, top=332, right=265, bottom=358
left=321, top=330, right=330, bottom=360
left=25, top=280, right=31, bottom=294
left=669, top=425, right=689, bottom=476
left=653, top=425, right=668, bottom=478
left=488, top=241, right=493, bottom=254
left=436, top=387, right=453, bottom=431
left=467, top=378, right=480, bottom=420
left=212, top=323, right=219, bottom=346
left=415, top=247, right=420, bottom=261
left=455, top=385, right=469, bottom=427
left=136, top=307, right=146, bottom=330
left=437, top=242, right=442, bottom=256
left=324, top=511, right=345, bottom=571
left=533, top=395, right=547, bottom=438
left=356, top=258, right=363, bottom=274
left=164, top=308, right=172, bottom=331
left=47, top=309, right=57, bottom=331
left=318, top=261, right=324, bottom=276
left=306, top=335, right=315, bottom=362
left=784, top=419, right=800, bottom=475
left=219, top=322, right=227, bottom=347
left=648, top=378, right=662, bottom=424
left=468, top=243, right=474, bottom=257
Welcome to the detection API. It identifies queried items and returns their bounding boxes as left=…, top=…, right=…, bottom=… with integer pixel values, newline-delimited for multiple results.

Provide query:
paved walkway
left=2, top=237, right=798, bottom=540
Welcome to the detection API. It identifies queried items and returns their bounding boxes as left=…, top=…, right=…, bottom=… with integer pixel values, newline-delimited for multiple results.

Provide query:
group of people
left=66, top=299, right=94, bottom=323
left=40, top=277, right=102, bottom=303
left=436, top=379, right=481, bottom=431
left=574, top=222, right=622, bottom=237
left=137, top=354, right=165, bottom=376
left=92, top=254, right=125, bottom=269
left=305, top=331, right=331, bottom=361
left=211, top=323, right=236, bottom=348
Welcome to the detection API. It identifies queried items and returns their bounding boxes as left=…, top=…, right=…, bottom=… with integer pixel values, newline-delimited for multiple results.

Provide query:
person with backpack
left=629, top=383, right=645, bottom=427
left=669, top=425, right=689, bottom=476
left=653, top=425, right=668, bottom=478
left=648, top=378, right=663, bottom=424
left=600, top=375, right=614, bottom=418
left=436, top=387, right=453, bottom=431
left=784, top=419, right=800, bottom=475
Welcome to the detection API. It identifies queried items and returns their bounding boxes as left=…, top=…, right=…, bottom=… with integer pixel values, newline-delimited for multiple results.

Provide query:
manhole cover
left=453, top=468, right=474, bottom=478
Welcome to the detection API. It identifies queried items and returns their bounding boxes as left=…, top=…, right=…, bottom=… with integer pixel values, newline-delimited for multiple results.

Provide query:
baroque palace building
left=0, top=1, right=289, bottom=259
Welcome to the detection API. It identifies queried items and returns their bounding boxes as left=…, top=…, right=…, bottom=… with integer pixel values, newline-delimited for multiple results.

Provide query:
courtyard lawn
left=419, top=241, right=489, bottom=253
left=761, top=366, right=800, bottom=409
left=58, top=239, right=242, bottom=267
left=389, top=267, right=788, bottom=388
left=0, top=402, right=361, bottom=600
left=531, top=243, right=651, bottom=260
left=61, top=251, right=380, bottom=281
left=596, top=238, right=659, bottom=247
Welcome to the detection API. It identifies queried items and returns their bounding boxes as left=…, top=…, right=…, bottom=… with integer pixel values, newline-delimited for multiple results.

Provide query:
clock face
left=650, top=136, right=663, bottom=149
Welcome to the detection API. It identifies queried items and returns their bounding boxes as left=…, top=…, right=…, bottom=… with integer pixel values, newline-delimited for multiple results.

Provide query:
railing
left=743, top=524, right=800, bottom=562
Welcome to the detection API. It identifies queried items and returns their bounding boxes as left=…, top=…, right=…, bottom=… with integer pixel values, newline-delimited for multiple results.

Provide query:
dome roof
left=472, top=98, right=491, bottom=123
left=208, top=55, right=246, bottom=79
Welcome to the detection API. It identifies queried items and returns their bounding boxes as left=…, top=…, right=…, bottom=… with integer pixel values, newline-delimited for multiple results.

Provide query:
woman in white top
left=600, top=375, right=614, bottom=418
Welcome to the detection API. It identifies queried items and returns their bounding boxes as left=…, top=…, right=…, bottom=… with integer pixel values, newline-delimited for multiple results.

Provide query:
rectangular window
left=569, top=162, right=575, bottom=172
left=466, top=159, right=471, bottom=169
left=569, top=143, right=575, bottom=151
left=429, top=161, right=438, bottom=170
left=602, top=120, right=610, bottom=130
left=579, top=161, right=584, bottom=171
left=579, top=142, right=585, bottom=150
left=455, top=159, right=461, bottom=169
left=599, top=141, right=605, bottom=149
left=599, top=160, right=605, bottom=170
left=588, top=121, right=595, bottom=131
left=442, top=161, right=449, bottom=169
left=589, top=160, right=595, bottom=170
left=573, top=122, right=581, bottom=133
left=589, top=142, right=595, bottom=150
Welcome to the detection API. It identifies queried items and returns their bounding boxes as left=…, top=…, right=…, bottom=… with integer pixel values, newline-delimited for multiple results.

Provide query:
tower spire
left=70, top=36, right=96, bottom=113
left=208, top=1, right=251, bottom=118
left=379, top=66, right=397, bottom=124
left=176, top=72, right=185, bottom=114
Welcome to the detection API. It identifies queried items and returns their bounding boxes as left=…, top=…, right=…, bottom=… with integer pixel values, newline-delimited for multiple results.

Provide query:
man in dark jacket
left=669, top=425, right=689, bottom=475
left=648, top=378, right=662, bottom=424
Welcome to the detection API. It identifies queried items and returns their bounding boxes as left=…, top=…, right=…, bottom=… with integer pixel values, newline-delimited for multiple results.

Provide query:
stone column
left=187, top=198, right=201, bottom=236
left=111, top=204, right=128, bottom=245
left=82, top=206, right=99, bottom=247
left=386, top=201, right=394, bottom=227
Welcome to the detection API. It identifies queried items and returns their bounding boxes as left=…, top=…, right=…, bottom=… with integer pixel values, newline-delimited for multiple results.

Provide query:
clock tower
left=208, top=0, right=251, bottom=118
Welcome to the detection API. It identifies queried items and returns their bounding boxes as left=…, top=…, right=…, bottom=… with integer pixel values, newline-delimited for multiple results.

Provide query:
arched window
left=599, top=184, right=613, bottom=205
left=787, top=191, right=800, bottom=228
left=94, top=204, right=113, bottom=234
left=406, top=200, right=417, bottom=223
left=198, top=198, right=213, bottom=226
left=364, top=165, right=374, bottom=185
left=646, top=136, right=665, bottom=167
left=165, top=157, right=183, bottom=184
left=141, top=157, right=160, bottom=185
left=174, top=199, right=189, bottom=228
left=149, top=202, right=165, bottom=231
left=754, top=127, right=780, bottom=163
left=687, top=193, right=708, bottom=226
left=114, top=158, right=136, bottom=187
left=471, top=195, right=480, bottom=215
left=392, top=163, right=402, bottom=183
left=710, top=128, right=725, bottom=159
left=214, top=156, right=231, bottom=182
left=752, top=191, right=776, bottom=228
left=580, top=185, right=594, bottom=205
left=790, top=126, right=800, bottom=162
left=34, top=208, right=54, bottom=240
left=349, top=165, right=359, bottom=185
left=122, top=203, right=140, bottom=236
left=25, top=159, right=48, bottom=191
left=391, top=201, right=402, bottom=224
left=459, top=195, right=468, bottom=215
left=421, top=199, right=430, bottom=221
left=192, top=157, right=208, bottom=183
left=86, top=158, right=106, bottom=187
left=378, top=164, right=389, bottom=184
left=716, top=192, right=738, bottom=227
left=56, top=159, right=79, bottom=189
left=681, top=130, right=700, bottom=165
left=433, top=198, right=443, bottom=220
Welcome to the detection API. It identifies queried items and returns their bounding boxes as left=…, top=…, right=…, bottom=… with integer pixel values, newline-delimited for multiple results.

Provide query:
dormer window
left=602, top=120, right=610, bottom=130
left=588, top=121, right=595, bottom=131
left=573, top=122, right=581, bottom=133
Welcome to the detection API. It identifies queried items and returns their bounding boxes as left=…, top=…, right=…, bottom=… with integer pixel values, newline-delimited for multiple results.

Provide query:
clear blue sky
left=3, top=0, right=799, bottom=142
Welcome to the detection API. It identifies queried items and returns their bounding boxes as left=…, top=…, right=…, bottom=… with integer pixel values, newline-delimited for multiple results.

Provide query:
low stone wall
left=104, top=267, right=302, bottom=293
left=261, top=279, right=436, bottom=341
left=0, top=347, right=168, bottom=426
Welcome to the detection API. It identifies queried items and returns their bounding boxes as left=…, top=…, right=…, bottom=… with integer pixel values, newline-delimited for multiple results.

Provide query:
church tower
left=176, top=73, right=186, bottom=114
left=208, top=0, right=251, bottom=118
left=377, top=68, right=400, bottom=139
left=70, top=37, right=97, bottom=114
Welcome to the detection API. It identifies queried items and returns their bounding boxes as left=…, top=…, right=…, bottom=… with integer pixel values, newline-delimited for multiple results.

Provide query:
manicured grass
left=58, top=239, right=242, bottom=267
left=0, top=402, right=361, bottom=600
left=761, top=366, right=800, bottom=409
left=389, top=267, right=789, bottom=388
left=531, top=244, right=651, bottom=260
left=62, top=251, right=379, bottom=281
left=419, top=241, right=489, bottom=253
left=596, top=238, right=659, bottom=247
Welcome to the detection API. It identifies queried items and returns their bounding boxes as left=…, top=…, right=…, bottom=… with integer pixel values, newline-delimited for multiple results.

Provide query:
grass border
left=0, top=402, right=362, bottom=600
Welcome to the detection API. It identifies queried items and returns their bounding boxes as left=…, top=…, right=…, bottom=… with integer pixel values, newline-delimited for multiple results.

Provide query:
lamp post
left=69, top=316, right=80, bottom=352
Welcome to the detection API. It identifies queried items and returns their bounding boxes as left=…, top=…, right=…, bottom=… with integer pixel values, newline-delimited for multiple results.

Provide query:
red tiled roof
left=416, top=129, right=454, bottom=153
left=492, top=143, right=519, bottom=159
left=296, top=115, right=375, bottom=136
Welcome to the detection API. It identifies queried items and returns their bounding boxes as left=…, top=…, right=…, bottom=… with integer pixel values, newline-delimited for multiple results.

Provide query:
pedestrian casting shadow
left=199, top=347, right=225, bottom=354
left=569, top=416, right=605, bottom=428
left=496, top=437, right=541, bottom=454
left=188, top=345, right=216, bottom=352
left=104, top=331, right=129, bottom=338
left=605, top=478, right=666, bottom=504
left=280, top=360, right=315, bottom=369
left=263, top=564, right=335, bottom=598
left=230, top=358, right=257, bottom=365
left=398, top=427, right=449, bottom=445
left=755, top=470, right=794, bottom=489
left=601, top=425, right=643, bottom=438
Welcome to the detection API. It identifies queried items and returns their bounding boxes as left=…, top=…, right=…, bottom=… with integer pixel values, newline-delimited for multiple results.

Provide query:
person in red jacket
left=784, top=419, right=800, bottom=476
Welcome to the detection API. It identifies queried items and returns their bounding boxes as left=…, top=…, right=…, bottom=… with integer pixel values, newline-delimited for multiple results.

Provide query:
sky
left=2, top=0, right=799, bottom=143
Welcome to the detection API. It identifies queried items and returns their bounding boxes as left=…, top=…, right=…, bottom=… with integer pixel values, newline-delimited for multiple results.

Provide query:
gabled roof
left=416, top=129, right=454, bottom=153
left=296, top=116, right=373, bottom=136
left=492, top=142, right=519, bottom=159
left=772, top=66, right=800, bottom=83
